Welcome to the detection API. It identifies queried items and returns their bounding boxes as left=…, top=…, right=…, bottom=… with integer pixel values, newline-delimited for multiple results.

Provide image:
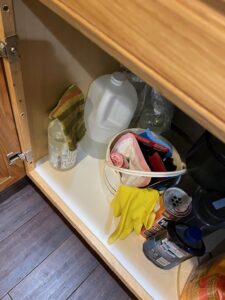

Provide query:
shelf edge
left=28, top=169, right=153, bottom=300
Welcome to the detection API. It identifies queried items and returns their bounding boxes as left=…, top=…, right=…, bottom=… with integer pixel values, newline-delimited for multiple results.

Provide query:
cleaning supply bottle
left=48, top=84, right=85, bottom=171
left=143, top=222, right=205, bottom=269
left=82, top=72, right=138, bottom=158
left=48, top=119, right=77, bottom=170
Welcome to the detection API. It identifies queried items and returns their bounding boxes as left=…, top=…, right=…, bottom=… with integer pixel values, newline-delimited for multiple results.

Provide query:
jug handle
left=96, top=92, right=117, bottom=128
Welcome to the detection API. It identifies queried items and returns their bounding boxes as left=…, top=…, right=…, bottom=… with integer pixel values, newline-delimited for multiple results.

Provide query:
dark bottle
left=143, top=222, right=205, bottom=269
left=186, top=131, right=225, bottom=194
left=182, top=188, right=225, bottom=235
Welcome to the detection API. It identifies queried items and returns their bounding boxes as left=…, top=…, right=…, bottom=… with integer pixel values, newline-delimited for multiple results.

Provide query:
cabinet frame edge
left=0, top=0, right=34, bottom=173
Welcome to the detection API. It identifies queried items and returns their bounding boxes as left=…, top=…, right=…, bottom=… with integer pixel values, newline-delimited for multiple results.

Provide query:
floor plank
left=0, top=182, right=134, bottom=299
left=0, top=185, right=47, bottom=242
left=10, top=235, right=99, bottom=300
left=68, top=265, right=132, bottom=300
left=2, top=294, right=11, bottom=300
left=0, top=177, right=28, bottom=204
left=0, top=206, right=72, bottom=298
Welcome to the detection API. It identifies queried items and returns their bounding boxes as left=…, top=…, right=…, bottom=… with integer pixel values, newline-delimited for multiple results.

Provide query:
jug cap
left=111, top=72, right=126, bottom=86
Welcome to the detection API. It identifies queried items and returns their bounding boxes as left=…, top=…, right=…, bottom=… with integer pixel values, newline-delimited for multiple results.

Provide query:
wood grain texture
left=13, top=0, right=119, bottom=163
left=0, top=206, right=72, bottom=298
left=40, top=0, right=225, bottom=143
left=0, top=184, right=47, bottom=242
left=0, top=58, right=25, bottom=191
left=28, top=170, right=152, bottom=300
left=0, top=0, right=34, bottom=173
left=68, top=265, right=132, bottom=300
left=10, top=235, right=98, bottom=300
left=0, top=0, right=16, bottom=37
left=0, top=184, right=132, bottom=300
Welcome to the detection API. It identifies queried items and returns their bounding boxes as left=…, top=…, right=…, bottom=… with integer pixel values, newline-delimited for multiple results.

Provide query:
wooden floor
left=0, top=181, right=134, bottom=300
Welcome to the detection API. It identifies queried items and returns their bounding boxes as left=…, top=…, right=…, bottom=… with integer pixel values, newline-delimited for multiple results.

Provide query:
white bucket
left=104, top=129, right=186, bottom=195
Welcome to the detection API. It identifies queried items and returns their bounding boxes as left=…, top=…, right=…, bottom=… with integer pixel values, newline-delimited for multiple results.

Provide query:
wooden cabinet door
left=0, top=59, right=25, bottom=191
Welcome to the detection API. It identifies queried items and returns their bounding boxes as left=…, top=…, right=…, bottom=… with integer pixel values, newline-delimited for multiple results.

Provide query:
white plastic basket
left=104, top=129, right=186, bottom=195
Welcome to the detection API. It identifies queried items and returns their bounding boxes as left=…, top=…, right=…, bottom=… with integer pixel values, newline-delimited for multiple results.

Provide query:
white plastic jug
left=82, top=72, right=138, bottom=158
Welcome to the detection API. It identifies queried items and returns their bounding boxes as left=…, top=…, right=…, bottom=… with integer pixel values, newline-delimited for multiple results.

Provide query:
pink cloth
left=110, top=152, right=128, bottom=168
left=110, top=133, right=151, bottom=187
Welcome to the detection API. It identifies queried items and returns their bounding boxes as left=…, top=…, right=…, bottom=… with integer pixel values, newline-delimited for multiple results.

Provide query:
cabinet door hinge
left=7, top=150, right=32, bottom=166
left=0, top=35, right=19, bottom=63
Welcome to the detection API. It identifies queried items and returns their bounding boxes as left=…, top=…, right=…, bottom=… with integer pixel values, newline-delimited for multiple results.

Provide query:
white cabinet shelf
left=31, top=146, right=195, bottom=300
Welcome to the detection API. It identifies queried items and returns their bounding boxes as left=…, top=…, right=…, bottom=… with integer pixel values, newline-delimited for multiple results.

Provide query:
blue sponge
left=138, top=129, right=173, bottom=157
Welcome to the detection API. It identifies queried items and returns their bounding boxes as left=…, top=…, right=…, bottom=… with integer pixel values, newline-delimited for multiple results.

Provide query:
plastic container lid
left=168, top=222, right=205, bottom=256
left=184, top=226, right=202, bottom=245
left=164, top=187, right=192, bottom=217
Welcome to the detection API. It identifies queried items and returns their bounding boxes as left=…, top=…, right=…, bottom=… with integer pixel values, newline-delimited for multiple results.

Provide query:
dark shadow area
left=21, top=0, right=118, bottom=81
left=199, top=0, right=225, bottom=16
left=0, top=177, right=29, bottom=203
left=18, top=39, right=73, bottom=162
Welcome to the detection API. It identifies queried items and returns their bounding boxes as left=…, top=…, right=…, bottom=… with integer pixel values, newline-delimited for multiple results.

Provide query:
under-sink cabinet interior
left=1, top=1, right=224, bottom=300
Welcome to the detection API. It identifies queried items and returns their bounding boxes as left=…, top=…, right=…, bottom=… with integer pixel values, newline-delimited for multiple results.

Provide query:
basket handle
left=104, top=161, right=187, bottom=178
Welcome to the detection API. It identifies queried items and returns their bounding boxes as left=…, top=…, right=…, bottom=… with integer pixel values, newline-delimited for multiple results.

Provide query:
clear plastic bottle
left=48, top=119, right=77, bottom=170
left=138, top=87, right=174, bottom=133
left=125, top=71, right=147, bottom=128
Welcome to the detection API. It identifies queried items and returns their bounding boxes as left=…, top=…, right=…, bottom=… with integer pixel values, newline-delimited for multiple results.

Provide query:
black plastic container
left=182, top=188, right=225, bottom=234
left=143, top=222, right=205, bottom=269
left=186, top=132, right=225, bottom=194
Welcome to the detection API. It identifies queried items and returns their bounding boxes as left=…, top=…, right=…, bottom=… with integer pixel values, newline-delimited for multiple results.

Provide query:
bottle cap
left=111, top=72, right=126, bottom=86
left=184, top=226, right=202, bottom=245
left=164, top=187, right=192, bottom=216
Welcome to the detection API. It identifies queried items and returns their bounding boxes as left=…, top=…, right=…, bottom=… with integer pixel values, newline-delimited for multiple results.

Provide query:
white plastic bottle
left=82, top=72, right=138, bottom=158
left=48, top=119, right=77, bottom=170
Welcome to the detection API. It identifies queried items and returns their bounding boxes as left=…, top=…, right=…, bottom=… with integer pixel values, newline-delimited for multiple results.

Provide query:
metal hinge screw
left=2, top=4, right=9, bottom=12
left=10, top=46, right=16, bottom=55
left=0, top=35, right=19, bottom=62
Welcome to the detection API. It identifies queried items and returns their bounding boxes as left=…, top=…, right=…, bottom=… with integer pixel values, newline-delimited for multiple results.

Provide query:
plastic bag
left=181, top=255, right=225, bottom=300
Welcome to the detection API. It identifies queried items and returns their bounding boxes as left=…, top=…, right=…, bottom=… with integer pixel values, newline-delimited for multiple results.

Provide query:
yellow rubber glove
left=131, top=190, right=158, bottom=234
left=108, top=185, right=159, bottom=244
left=109, top=186, right=135, bottom=243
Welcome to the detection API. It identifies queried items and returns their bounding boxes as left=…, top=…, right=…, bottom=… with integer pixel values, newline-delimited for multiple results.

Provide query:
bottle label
left=161, top=239, right=185, bottom=259
left=49, top=144, right=77, bottom=169
left=144, top=216, right=168, bottom=236
left=145, top=238, right=189, bottom=268
left=156, top=256, right=170, bottom=267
